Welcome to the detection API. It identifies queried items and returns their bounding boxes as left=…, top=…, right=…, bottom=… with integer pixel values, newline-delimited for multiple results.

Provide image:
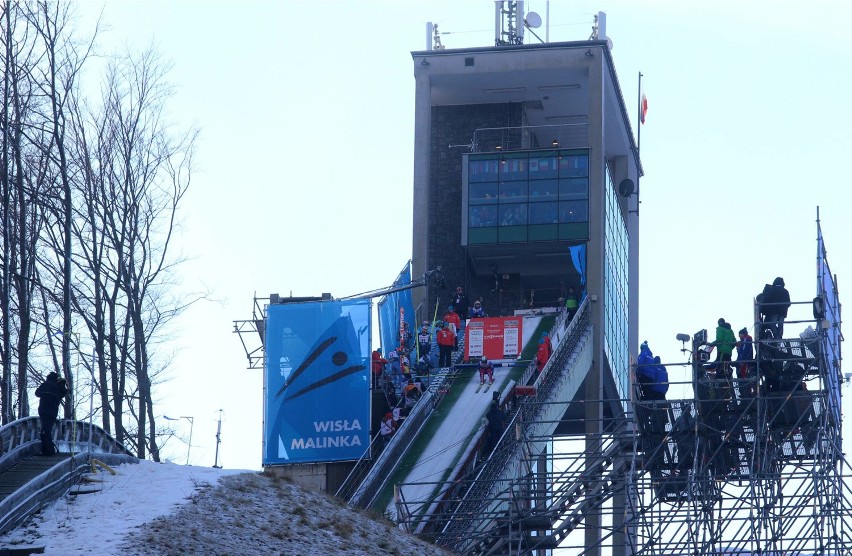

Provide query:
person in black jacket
left=35, top=372, right=68, bottom=456
left=452, top=286, right=470, bottom=320
left=759, top=277, right=791, bottom=340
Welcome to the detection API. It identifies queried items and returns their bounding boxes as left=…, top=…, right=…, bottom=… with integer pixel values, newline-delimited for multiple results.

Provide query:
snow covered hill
left=0, top=460, right=447, bottom=555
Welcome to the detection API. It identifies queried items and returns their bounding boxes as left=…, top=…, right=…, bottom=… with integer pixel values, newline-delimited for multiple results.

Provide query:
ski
left=476, top=382, right=485, bottom=393
left=483, top=382, right=493, bottom=393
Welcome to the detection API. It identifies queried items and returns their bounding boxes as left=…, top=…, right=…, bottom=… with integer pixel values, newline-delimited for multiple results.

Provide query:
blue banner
left=817, top=223, right=842, bottom=426
left=264, top=299, right=371, bottom=465
left=377, top=261, right=416, bottom=354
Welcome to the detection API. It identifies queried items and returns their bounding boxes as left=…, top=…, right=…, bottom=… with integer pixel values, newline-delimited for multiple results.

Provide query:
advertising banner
left=264, top=299, right=371, bottom=465
left=465, top=317, right=523, bottom=361
left=377, top=261, right=415, bottom=354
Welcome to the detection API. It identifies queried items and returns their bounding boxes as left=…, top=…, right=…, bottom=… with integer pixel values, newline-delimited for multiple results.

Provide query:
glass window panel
left=529, top=179, right=558, bottom=200
left=529, top=202, right=558, bottom=224
left=499, top=157, right=528, bottom=181
left=558, top=222, right=589, bottom=240
left=559, top=154, right=589, bottom=177
left=469, top=227, right=498, bottom=244
left=559, top=201, right=588, bottom=223
left=559, top=177, right=588, bottom=199
left=528, top=224, right=558, bottom=241
left=498, top=226, right=527, bottom=243
left=469, top=205, right=497, bottom=228
left=469, top=182, right=498, bottom=204
left=528, top=156, right=559, bottom=179
left=469, top=158, right=499, bottom=182
left=499, top=181, right=527, bottom=202
left=499, top=204, right=527, bottom=226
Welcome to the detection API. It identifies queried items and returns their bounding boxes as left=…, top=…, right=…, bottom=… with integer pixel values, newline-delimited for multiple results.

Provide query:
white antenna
left=433, top=23, right=445, bottom=50
left=495, top=0, right=525, bottom=46
left=426, top=22, right=433, bottom=51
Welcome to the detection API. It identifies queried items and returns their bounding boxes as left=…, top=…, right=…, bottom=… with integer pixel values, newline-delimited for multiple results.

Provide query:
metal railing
left=472, top=123, right=589, bottom=153
left=430, top=300, right=593, bottom=550
left=0, top=417, right=137, bottom=535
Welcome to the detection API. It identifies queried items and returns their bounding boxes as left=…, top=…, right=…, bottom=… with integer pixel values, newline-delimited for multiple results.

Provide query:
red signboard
left=465, top=317, right=523, bottom=361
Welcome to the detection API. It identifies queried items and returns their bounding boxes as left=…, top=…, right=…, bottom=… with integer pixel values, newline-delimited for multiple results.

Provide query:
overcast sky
left=71, top=1, right=852, bottom=470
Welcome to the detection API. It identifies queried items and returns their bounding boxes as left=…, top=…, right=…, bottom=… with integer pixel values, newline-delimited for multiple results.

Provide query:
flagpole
left=637, top=71, right=642, bottom=159
left=636, top=71, right=643, bottom=204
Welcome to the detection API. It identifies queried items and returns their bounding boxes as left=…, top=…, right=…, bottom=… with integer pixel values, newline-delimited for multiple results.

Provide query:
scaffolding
left=389, top=233, right=851, bottom=555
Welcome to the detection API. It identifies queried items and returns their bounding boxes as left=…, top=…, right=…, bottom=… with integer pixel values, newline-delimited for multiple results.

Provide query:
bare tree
left=68, top=48, right=197, bottom=459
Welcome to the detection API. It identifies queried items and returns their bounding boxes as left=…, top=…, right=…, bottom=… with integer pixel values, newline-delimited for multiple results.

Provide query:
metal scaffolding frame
left=389, top=291, right=851, bottom=555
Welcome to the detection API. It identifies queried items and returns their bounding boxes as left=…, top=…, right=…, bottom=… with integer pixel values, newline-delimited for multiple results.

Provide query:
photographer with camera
left=35, top=372, right=68, bottom=456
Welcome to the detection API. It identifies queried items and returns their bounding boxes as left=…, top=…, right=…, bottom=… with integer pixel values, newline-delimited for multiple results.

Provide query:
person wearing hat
left=442, top=305, right=461, bottom=350
left=371, top=348, right=387, bottom=390
left=469, top=300, right=486, bottom=318
left=735, top=327, right=756, bottom=399
left=35, top=372, right=68, bottom=456
left=417, top=324, right=432, bottom=361
left=758, top=277, right=791, bottom=340
left=379, top=412, right=396, bottom=445
left=436, top=321, right=455, bottom=368
left=452, top=286, right=470, bottom=321
left=710, top=318, right=736, bottom=380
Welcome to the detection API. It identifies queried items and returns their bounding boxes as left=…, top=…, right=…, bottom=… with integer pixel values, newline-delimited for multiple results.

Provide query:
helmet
left=448, top=305, right=455, bottom=311
left=481, top=356, right=488, bottom=363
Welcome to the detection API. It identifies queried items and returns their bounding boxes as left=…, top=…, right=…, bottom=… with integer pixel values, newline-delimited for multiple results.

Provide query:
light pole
left=163, top=415, right=194, bottom=465
left=213, top=409, right=223, bottom=469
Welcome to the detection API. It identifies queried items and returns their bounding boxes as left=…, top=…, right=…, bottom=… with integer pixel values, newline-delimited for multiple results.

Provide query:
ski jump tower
left=409, top=4, right=640, bottom=554
left=400, top=4, right=851, bottom=554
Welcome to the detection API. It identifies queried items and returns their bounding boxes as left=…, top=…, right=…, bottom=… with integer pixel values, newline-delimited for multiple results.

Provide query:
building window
left=603, top=164, right=630, bottom=407
left=466, top=149, right=589, bottom=245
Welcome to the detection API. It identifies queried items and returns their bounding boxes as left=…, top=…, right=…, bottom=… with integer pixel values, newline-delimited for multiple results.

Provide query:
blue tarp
left=817, top=223, right=842, bottom=426
left=570, top=243, right=587, bottom=295
left=264, top=299, right=371, bottom=465
left=377, top=261, right=416, bottom=354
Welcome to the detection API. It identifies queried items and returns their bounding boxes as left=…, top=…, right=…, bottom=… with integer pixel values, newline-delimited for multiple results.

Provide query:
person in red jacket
left=535, top=334, right=552, bottom=374
left=443, top=306, right=462, bottom=350
left=436, top=322, right=456, bottom=368
left=479, top=356, right=495, bottom=385
left=371, top=349, right=387, bottom=389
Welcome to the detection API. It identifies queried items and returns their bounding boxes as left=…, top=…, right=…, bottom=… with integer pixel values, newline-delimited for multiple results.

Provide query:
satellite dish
left=618, top=178, right=635, bottom=198
left=525, top=11, right=542, bottom=29
left=606, top=37, right=614, bottom=50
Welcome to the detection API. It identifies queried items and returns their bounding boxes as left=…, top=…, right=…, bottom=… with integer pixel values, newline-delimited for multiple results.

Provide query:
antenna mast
left=495, top=1, right=525, bottom=46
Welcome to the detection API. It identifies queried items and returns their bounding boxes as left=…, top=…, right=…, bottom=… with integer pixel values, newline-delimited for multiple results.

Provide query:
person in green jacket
left=711, top=318, right=736, bottom=379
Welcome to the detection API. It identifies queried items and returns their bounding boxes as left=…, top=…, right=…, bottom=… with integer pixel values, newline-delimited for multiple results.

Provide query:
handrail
left=0, top=417, right=137, bottom=536
left=0, top=417, right=132, bottom=475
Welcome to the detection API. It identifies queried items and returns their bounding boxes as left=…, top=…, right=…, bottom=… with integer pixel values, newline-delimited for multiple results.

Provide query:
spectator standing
left=387, top=349, right=403, bottom=390
left=452, top=287, right=470, bottom=321
left=437, top=322, right=455, bottom=368
left=484, top=401, right=505, bottom=454
left=399, top=322, right=413, bottom=352
left=759, top=277, right=791, bottom=340
left=417, top=324, right=432, bottom=360
left=35, top=372, right=68, bottom=456
left=371, top=348, right=387, bottom=389
left=443, top=306, right=462, bottom=350
left=535, top=333, right=553, bottom=374
left=673, top=403, right=696, bottom=472
left=710, top=318, right=736, bottom=379
left=735, top=328, right=756, bottom=399
left=565, top=287, right=579, bottom=316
